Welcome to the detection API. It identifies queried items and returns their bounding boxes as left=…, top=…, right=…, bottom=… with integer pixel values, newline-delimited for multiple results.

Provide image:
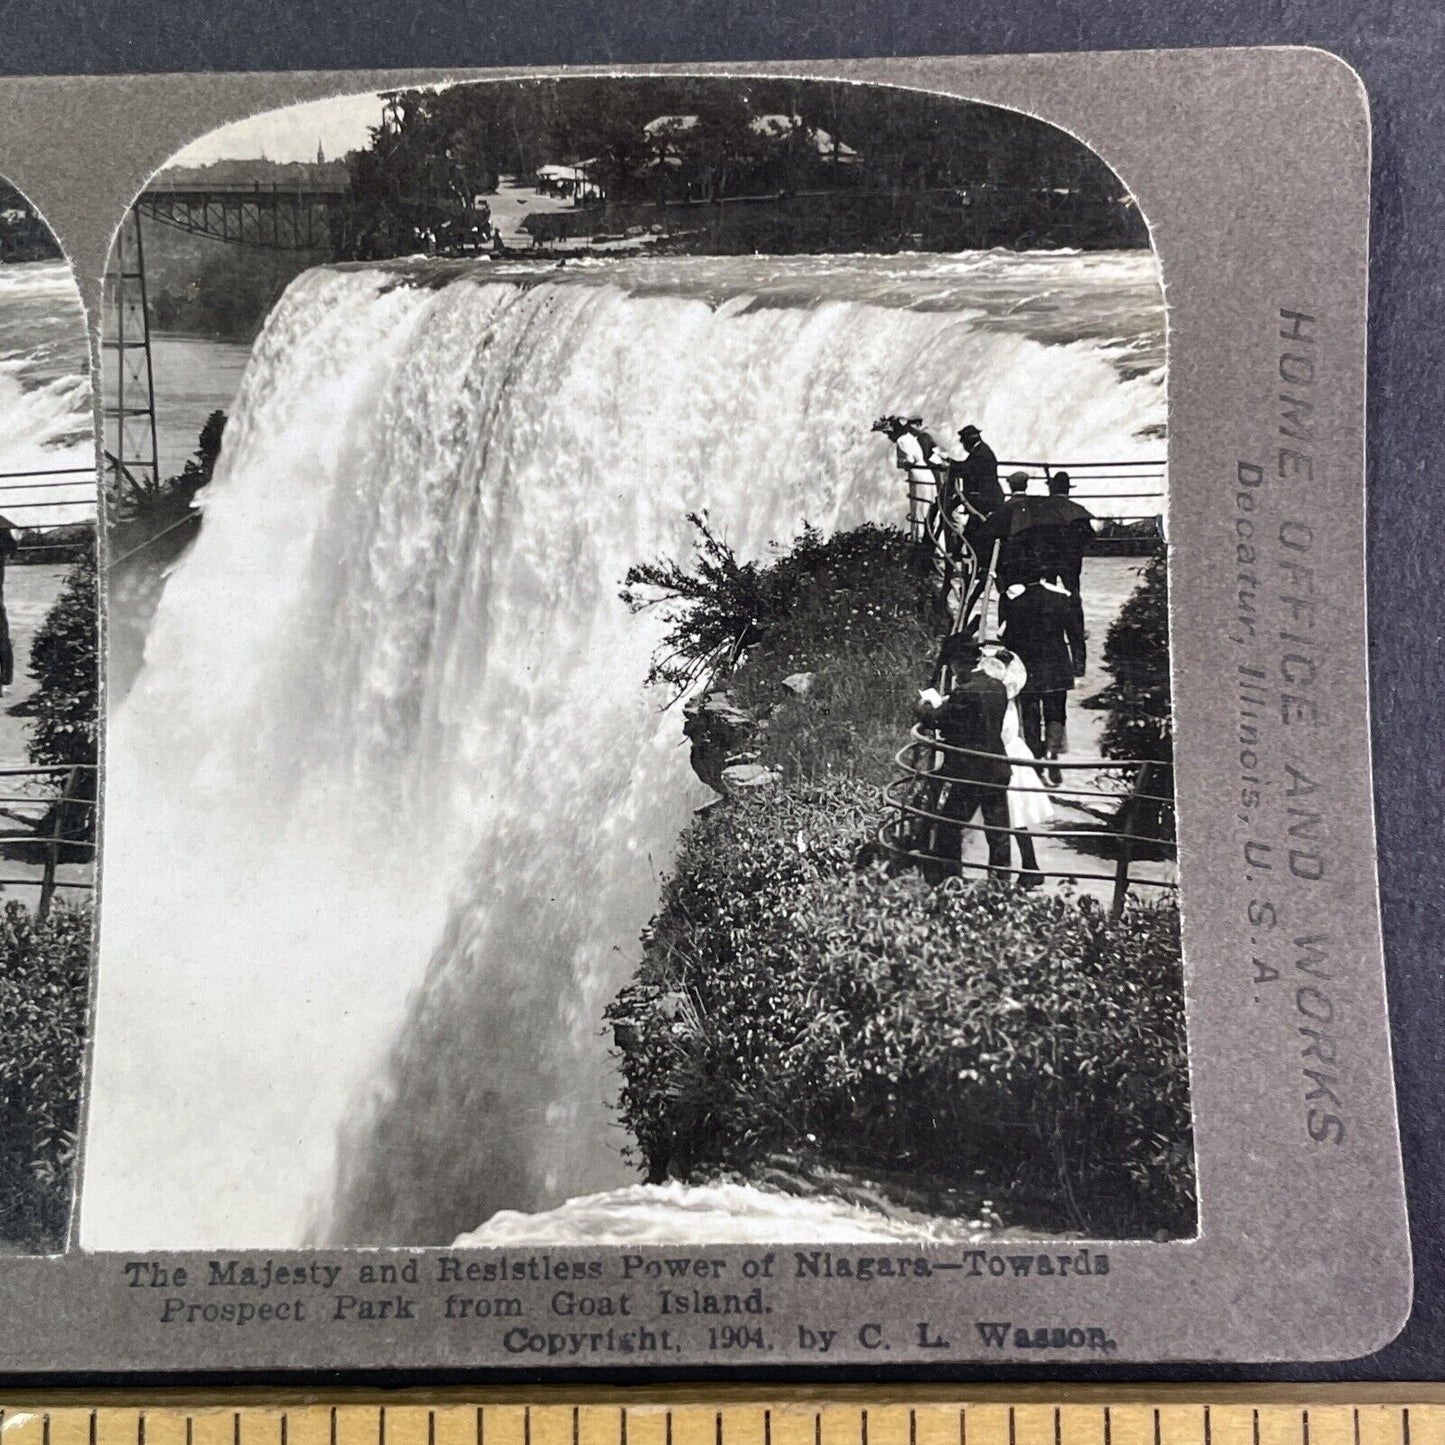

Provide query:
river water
left=84, top=248, right=1167, bottom=1249
left=0, top=261, right=94, bottom=527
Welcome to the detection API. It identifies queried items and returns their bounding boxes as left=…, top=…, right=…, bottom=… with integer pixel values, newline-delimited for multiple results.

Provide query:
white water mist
left=83, top=252, right=1164, bottom=1247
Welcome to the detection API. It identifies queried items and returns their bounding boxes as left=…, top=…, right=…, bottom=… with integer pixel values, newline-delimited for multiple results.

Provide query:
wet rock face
left=683, top=672, right=808, bottom=797
left=721, top=761, right=782, bottom=790
left=682, top=691, right=758, bottom=794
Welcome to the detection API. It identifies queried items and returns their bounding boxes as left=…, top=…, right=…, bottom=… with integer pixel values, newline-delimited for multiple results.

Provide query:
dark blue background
left=2, top=0, right=1442, bottom=1385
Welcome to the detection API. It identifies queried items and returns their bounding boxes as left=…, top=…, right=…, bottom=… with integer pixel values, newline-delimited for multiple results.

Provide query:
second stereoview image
left=0, top=180, right=98, bottom=1256
left=85, top=75, right=1188, bottom=1252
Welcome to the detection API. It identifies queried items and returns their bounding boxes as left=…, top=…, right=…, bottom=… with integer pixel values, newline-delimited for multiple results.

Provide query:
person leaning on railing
left=871, top=414, right=939, bottom=537
left=940, top=423, right=1006, bottom=568
left=914, top=632, right=1012, bottom=879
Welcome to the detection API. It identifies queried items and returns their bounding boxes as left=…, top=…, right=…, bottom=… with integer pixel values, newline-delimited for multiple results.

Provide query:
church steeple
left=316, top=139, right=326, bottom=165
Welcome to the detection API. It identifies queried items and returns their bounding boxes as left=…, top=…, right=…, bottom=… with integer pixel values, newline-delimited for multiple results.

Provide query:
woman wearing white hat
left=979, top=643, right=1052, bottom=887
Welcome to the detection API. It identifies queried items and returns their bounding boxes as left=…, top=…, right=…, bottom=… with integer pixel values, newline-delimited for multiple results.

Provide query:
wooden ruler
left=1, top=1398, right=1444, bottom=1445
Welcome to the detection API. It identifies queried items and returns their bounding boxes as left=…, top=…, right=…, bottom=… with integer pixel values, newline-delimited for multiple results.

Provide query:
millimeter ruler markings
left=0, top=1404, right=1441, bottom=1445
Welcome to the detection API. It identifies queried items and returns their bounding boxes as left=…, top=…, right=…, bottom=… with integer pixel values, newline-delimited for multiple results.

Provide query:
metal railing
left=897, top=457, right=1167, bottom=546
left=994, top=458, right=1166, bottom=529
left=0, top=463, right=99, bottom=555
left=880, top=726, right=1175, bottom=916
left=0, top=764, right=97, bottom=918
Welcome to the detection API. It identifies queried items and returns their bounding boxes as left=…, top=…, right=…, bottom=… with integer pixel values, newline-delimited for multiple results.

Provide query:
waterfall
left=82, top=251, right=1165, bottom=1248
left=0, top=261, right=92, bottom=525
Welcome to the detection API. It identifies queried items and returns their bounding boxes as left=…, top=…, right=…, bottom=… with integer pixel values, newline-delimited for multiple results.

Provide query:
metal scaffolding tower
left=102, top=206, right=159, bottom=497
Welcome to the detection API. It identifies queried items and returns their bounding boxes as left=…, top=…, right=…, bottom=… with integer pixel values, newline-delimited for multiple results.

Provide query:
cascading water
left=0, top=261, right=93, bottom=525
left=82, top=250, right=1166, bottom=1249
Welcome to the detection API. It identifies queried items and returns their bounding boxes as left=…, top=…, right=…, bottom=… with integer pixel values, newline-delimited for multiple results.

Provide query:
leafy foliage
left=0, top=902, right=92, bottom=1251
left=111, top=408, right=226, bottom=532
left=1088, top=552, right=1175, bottom=837
left=27, top=557, right=98, bottom=774
left=606, top=784, right=1195, bottom=1238
left=621, top=515, right=944, bottom=705
left=0, top=181, right=61, bottom=262
left=346, top=78, right=1146, bottom=257
left=25, top=555, right=99, bottom=846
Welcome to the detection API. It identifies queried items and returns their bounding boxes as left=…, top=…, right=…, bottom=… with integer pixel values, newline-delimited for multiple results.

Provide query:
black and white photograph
left=80, top=75, right=1193, bottom=1254
left=0, top=183, right=99, bottom=1254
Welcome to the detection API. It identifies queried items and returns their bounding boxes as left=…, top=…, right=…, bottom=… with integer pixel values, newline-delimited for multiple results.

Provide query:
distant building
left=641, top=112, right=861, bottom=165
left=748, top=113, right=861, bottom=163
left=535, top=162, right=603, bottom=202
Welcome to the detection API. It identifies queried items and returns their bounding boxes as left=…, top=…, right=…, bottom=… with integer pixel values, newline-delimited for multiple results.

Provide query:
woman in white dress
left=980, top=645, right=1052, bottom=886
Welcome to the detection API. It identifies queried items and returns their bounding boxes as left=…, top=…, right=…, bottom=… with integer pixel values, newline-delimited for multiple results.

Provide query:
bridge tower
left=102, top=206, right=160, bottom=498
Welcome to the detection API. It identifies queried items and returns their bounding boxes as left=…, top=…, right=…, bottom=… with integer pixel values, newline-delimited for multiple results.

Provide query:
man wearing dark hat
left=947, top=424, right=1004, bottom=519
left=1036, top=470, right=1095, bottom=634
left=989, top=470, right=1038, bottom=616
left=1001, top=570, right=1088, bottom=784
left=914, top=632, right=1012, bottom=878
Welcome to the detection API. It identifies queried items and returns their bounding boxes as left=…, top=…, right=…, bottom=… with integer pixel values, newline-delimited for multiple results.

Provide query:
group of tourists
left=872, top=414, right=1098, bottom=884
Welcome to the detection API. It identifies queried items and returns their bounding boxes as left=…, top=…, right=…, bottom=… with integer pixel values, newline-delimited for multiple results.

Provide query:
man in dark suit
left=1002, top=572, right=1088, bottom=784
left=1027, top=471, right=1095, bottom=634
left=0, top=517, right=19, bottom=692
left=915, top=632, right=1012, bottom=878
left=949, top=424, right=1004, bottom=515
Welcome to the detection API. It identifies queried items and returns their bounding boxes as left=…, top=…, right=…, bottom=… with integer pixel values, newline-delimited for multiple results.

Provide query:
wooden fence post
left=37, top=766, right=75, bottom=922
left=1111, top=760, right=1151, bottom=920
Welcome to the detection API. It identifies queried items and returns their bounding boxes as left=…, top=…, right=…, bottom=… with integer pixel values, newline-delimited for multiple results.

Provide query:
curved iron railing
left=879, top=725, right=1175, bottom=915
left=0, top=764, right=98, bottom=916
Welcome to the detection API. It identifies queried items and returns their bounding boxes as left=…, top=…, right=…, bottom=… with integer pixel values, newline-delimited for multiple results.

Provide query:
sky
left=167, top=90, right=394, bottom=166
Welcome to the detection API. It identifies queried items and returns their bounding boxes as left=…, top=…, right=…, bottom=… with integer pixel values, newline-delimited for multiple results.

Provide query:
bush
left=622, top=516, right=945, bottom=704
left=0, top=901, right=93, bottom=1250
left=24, top=555, right=99, bottom=849
left=727, top=526, right=948, bottom=787
left=27, top=557, right=98, bottom=776
left=606, top=781, right=1195, bottom=1237
left=1088, top=551, right=1174, bottom=839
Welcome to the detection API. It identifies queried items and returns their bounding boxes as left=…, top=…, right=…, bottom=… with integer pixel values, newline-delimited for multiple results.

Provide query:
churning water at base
left=0, top=261, right=93, bottom=526
left=83, top=251, right=1166, bottom=1248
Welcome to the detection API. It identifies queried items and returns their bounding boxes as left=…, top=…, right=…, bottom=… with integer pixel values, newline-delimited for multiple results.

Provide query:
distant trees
left=0, top=181, right=61, bottom=262
left=343, top=78, right=1144, bottom=258
left=141, top=221, right=324, bottom=339
left=346, top=91, right=500, bottom=258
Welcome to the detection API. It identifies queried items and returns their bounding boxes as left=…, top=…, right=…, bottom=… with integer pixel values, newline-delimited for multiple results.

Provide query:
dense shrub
left=1087, top=551, right=1175, bottom=839
left=25, top=555, right=99, bottom=848
left=728, top=526, right=947, bottom=787
left=27, top=557, right=98, bottom=775
left=622, top=516, right=946, bottom=703
left=0, top=901, right=93, bottom=1250
left=607, top=782, right=1195, bottom=1237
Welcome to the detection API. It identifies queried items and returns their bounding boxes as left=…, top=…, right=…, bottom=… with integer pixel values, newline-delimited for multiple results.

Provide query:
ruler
left=0, top=1399, right=1443, bottom=1445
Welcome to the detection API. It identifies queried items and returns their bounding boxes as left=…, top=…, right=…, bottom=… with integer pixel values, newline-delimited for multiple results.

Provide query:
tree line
left=343, top=78, right=1147, bottom=257
left=0, top=182, right=61, bottom=263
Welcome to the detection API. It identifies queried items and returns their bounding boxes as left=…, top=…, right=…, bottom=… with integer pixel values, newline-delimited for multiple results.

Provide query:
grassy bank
left=608, top=520, right=1194, bottom=1238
